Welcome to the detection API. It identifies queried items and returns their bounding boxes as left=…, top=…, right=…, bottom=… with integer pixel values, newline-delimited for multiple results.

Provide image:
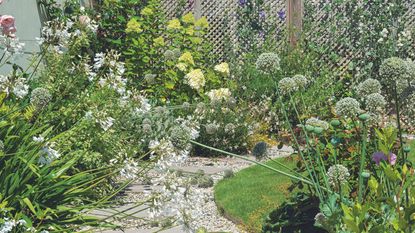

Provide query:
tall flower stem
left=278, top=92, right=325, bottom=201
left=358, top=121, right=367, bottom=203
left=190, top=140, right=315, bottom=186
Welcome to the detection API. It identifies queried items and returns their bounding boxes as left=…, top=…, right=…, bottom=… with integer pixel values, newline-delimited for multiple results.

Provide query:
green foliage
left=0, top=97, right=124, bottom=231
left=262, top=193, right=325, bottom=233
left=304, top=0, right=413, bottom=81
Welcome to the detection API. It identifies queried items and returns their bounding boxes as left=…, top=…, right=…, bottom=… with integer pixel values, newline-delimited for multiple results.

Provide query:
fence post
left=193, top=0, right=202, bottom=19
left=80, top=0, right=95, bottom=8
left=286, top=0, right=303, bottom=46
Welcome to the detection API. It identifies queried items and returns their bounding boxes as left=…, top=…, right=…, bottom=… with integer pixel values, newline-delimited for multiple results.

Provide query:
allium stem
left=358, top=121, right=367, bottom=203
left=189, top=140, right=314, bottom=186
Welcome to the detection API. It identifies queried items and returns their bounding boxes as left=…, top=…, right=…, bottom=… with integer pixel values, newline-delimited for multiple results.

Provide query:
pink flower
left=372, top=151, right=397, bottom=166
left=2, top=26, right=16, bottom=37
left=0, top=0, right=4, bottom=5
left=0, top=15, right=15, bottom=28
left=79, top=15, right=91, bottom=26
left=389, top=153, right=397, bottom=165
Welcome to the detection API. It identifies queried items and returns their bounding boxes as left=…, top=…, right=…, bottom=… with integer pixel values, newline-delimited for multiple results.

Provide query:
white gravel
left=105, top=145, right=293, bottom=233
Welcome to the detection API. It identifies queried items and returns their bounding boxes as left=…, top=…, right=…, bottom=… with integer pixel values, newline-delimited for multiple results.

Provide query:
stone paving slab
left=92, top=204, right=149, bottom=219
left=170, top=165, right=227, bottom=175
left=97, top=226, right=183, bottom=233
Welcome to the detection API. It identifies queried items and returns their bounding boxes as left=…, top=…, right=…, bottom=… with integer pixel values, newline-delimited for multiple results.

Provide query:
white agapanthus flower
left=99, top=117, right=115, bottom=131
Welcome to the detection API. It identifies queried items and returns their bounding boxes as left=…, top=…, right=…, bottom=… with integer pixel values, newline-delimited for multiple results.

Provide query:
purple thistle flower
left=372, top=151, right=397, bottom=165
left=372, top=151, right=387, bottom=165
left=239, top=0, right=247, bottom=6
left=278, top=10, right=286, bottom=21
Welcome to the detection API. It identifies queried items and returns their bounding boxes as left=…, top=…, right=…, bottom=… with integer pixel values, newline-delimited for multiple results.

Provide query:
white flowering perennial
left=0, top=35, right=24, bottom=57
left=278, top=77, right=298, bottom=95
left=206, top=88, right=231, bottom=103
left=185, top=69, right=205, bottom=90
left=0, top=74, right=28, bottom=99
left=0, top=218, right=26, bottom=233
left=305, top=117, right=329, bottom=130
left=37, top=18, right=97, bottom=53
left=356, top=78, right=382, bottom=97
left=327, top=164, right=350, bottom=190
left=214, top=62, right=230, bottom=76
left=335, top=97, right=361, bottom=118
left=38, top=146, right=61, bottom=166
left=120, top=158, right=140, bottom=180
left=292, top=74, right=309, bottom=89
left=255, top=52, right=281, bottom=73
left=149, top=171, right=208, bottom=232
left=92, top=50, right=127, bottom=95
left=365, top=93, right=386, bottom=113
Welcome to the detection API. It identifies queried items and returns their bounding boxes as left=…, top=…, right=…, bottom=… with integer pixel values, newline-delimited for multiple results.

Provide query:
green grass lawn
left=214, top=140, right=415, bottom=232
left=214, top=157, right=298, bottom=232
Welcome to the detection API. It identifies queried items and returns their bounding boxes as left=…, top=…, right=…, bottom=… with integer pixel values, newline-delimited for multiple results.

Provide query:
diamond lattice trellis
left=160, top=0, right=415, bottom=70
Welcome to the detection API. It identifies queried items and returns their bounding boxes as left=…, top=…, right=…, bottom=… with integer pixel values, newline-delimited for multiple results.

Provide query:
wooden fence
left=161, top=0, right=415, bottom=72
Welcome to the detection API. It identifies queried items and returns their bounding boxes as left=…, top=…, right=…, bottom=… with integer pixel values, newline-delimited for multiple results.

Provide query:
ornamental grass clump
left=252, top=141, right=268, bottom=160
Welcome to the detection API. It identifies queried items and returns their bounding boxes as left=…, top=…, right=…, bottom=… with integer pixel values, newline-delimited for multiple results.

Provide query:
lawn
left=214, top=157, right=298, bottom=232
left=214, top=139, right=415, bottom=232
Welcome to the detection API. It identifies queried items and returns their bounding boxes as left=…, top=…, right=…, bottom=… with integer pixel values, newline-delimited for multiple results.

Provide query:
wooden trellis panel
left=161, top=0, right=287, bottom=59
left=160, top=0, right=415, bottom=70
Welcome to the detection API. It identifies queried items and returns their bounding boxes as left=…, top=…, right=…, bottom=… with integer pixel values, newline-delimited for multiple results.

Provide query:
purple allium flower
left=278, top=10, right=286, bottom=21
left=372, top=151, right=387, bottom=165
left=259, top=10, right=266, bottom=20
left=239, top=0, right=247, bottom=6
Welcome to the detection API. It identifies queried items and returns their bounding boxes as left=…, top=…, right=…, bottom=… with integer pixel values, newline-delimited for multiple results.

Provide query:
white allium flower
left=335, top=97, right=361, bottom=118
left=164, top=50, right=176, bottom=60
left=185, top=69, right=205, bottom=90
left=205, top=123, right=219, bottom=135
left=356, top=78, right=382, bottom=97
left=278, top=77, right=298, bottom=95
left=305, top=117, right=329, bottom=130
left=255, top=52, right=281, bottom=73
left=292, top=74, right=309, bottom=89
left=327, top=164, right=350, bottom=189
left=30, top=87, right=52, bottom=110
left=365, top=93, right=386, bottom=112
left=206, top=88, right=231, bottom=103
left=379, top=57, right=407, bottom=87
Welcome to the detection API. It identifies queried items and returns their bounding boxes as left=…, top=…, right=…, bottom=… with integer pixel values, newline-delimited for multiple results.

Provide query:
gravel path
left=96, top=145, right=293, bottom=233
